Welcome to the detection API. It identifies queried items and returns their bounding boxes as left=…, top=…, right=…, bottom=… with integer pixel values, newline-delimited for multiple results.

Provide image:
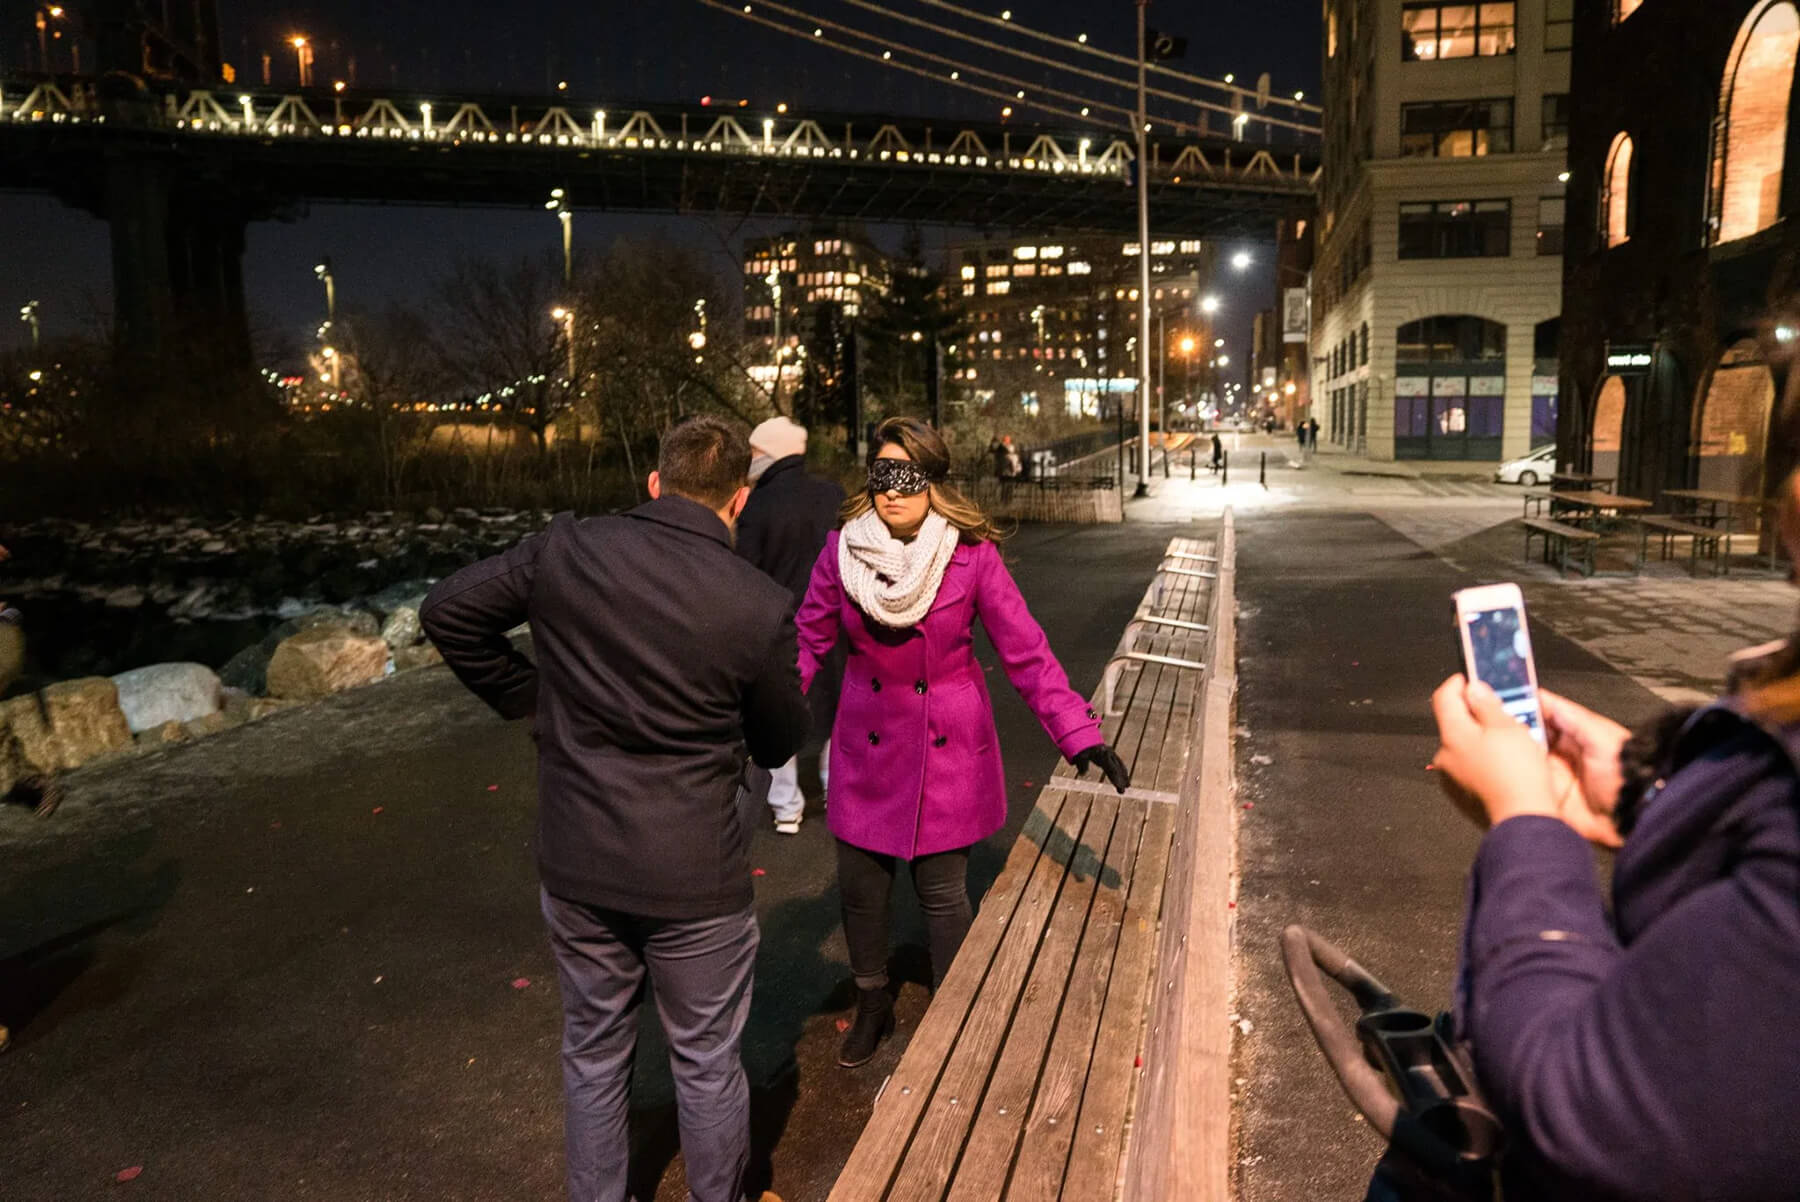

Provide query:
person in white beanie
left=737, top=416, right=846, bottom=834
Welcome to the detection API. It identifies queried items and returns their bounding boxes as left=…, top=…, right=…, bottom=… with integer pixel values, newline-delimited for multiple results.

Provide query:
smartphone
left=1452, top=583, right=1547, bottom=746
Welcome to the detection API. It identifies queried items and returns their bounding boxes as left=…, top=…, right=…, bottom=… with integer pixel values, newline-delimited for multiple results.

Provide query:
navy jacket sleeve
left=741, top=608, right=809, bottom=769
left=419, top=533, right=544, bottom=720
left=1464, top=798, right=1800, bottom=1199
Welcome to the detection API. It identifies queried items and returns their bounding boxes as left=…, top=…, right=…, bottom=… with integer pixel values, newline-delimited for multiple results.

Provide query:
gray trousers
left=540, top=888, right=759, bottom=1202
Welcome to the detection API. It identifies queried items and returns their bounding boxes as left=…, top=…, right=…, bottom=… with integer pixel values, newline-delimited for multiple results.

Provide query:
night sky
left=0, top=0, right=1319, bottom=361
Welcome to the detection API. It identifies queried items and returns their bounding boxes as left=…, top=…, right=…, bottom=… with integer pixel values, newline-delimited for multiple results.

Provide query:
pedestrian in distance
left=796, top=416, right=1131, bottom=1069
left=421, top=416, right=809, bottom=1202
left=1307, top=416, right=1321, bottom=452
left=1423, top=461, right=1800, bottom=1200
left=1210, top=432, right=1225, bottom=474
left=736, top=416, right=846, bottom=835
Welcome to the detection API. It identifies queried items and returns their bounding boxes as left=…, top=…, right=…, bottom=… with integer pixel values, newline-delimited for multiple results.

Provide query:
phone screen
left=1461, top=605, right=1546, bottom=742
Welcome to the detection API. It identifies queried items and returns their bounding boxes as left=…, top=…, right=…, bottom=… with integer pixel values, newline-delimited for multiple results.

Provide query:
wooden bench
left=1522, top=517, right=1600, bottom=578
left=1521, top=490, right=1553, bottom=519
left=828, top=526, right=1235, bottom=1202
left=1636, top=515, right=1730, bottom=577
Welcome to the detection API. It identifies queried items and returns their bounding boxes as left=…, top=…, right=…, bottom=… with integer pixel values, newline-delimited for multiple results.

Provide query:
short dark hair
left=658, top=415, right=751, bottom=508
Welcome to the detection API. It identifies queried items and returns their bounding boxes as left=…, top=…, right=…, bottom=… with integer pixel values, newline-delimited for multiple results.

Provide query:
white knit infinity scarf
left=838, top=508, right=962, bottom=628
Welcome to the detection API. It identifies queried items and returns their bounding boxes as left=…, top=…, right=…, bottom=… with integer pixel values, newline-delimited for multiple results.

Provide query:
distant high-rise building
left=742, top=226, right=889, bottom=393
left=948, top=235, right=1220, bottom=423
left=1313, top=0, right=1568, bottom=461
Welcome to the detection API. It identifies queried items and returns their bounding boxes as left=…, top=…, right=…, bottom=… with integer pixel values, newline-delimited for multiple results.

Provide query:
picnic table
left=1551, top=472, right=1615, bottom=492
left=1663, top=489, right=1780, bottom=573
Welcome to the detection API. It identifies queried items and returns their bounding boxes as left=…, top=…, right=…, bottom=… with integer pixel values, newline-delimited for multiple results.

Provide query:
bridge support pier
left=106, top=155, right=252, bottom=369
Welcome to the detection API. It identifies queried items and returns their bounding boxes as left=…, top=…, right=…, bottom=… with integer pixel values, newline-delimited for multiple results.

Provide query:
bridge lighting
left=1001, top=9, right=1012, bottom=18
left=1216, top=338, right=1226, bottom=348
left=1080, top=106, right=1090, bottom=116
left=883, top=50, right=892, bottom=59
left=333, top=80, right=346, bottom=93
left=1016, top=90, right=1026, bottom=99
left=1078, top=33, right=1088, bottom=43
left=813, top=27, right=823, bottom=36
left=557, top=80, right=568, bottom=91
left=1002, top=106, right=1013, bottom=118
left=1224, top=73, right=1235, bottom=84
left=777, top=102, right=788, bottom=113
left=1294, top=91, right=1305, bottom=101
left=950, top=71, right=960, bottom=80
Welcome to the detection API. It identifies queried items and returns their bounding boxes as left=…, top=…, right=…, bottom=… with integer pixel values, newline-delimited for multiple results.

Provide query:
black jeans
left=836, top=839, right=974, bottom=991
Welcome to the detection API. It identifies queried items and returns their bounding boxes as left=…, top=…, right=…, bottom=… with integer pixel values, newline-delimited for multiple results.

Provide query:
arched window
left=1614, top=0, right=1643, bottom=22
left=1696, top=339, right=1775, bottom=494
left=1711, top=1, right=1800, bottom=244
left=1592, top=376, right=1628, bottom=483
left=1603, top=133, right=1635, bottom=247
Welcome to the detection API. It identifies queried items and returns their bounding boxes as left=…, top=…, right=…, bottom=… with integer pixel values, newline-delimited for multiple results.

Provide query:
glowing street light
left=1231, top=250, right=1253, bottom=271
left=551, top=306, right=576, bottom=383
left=19, top=300, right=40, bottom=350
left=1200, top=295, right=1221, bottom=315
left=1179, top=335, right=1197, bottom=355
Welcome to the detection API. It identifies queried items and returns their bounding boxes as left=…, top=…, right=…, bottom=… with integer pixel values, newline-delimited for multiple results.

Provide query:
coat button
left=933, top=735, right=947, bottom=748
left=915, top=680, right=927, bottom=695
left=1086, top=708, right=1099, bottom=720
left=870, top=678, right=881, bottom=693
left=868, top=731, right=880, bottom=746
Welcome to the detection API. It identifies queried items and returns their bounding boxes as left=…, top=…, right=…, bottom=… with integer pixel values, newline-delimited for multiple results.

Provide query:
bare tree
left=432, top=255, right=569, bottom=454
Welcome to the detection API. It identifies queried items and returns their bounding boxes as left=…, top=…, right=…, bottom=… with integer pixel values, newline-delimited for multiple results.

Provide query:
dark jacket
left=735, top=455, right=846, bottom=601
left=1459, top=701, right=1800, bottom=1200
left=420, top=497, right=810, bottom=920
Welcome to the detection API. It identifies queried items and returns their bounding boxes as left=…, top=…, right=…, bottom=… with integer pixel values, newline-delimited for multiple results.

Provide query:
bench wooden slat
left=1001, top=797, right=1151, bottom=1200
left=1639, top=516, right=1722, bottom=538
left=826, top=792, right=1074, bottom=1202
left=1056, top=800, right=1178, bottom=1200
left=882, top=793, right=1099, bottom=1202
left=942, top=792, right=1127, bottom=1202
left=1520, top=517, right=1599, bottom=540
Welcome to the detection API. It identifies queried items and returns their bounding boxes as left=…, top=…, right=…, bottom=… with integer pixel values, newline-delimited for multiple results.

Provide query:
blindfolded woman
left=795, top=417, right=1130, bottom=1068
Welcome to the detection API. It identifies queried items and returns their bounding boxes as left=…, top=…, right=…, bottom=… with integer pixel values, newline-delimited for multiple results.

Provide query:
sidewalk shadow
left=0, top=827, right=181, bottom=1044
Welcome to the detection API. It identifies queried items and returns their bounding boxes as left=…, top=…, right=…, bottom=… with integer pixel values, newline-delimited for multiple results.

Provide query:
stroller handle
left=1281, top=924, right=1402, bottom=1139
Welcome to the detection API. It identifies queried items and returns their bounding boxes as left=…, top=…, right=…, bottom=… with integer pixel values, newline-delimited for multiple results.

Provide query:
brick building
left=1560, top=0, right=1800, bottom=502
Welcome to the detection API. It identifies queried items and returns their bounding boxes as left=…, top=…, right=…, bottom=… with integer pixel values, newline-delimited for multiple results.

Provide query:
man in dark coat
left=421, top=416, right=809, bottom=1202
left=737, top=417, right=846, bottom=835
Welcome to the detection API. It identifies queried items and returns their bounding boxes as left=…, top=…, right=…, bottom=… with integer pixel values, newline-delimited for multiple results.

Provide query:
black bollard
left=1260, top=452, right=1267, bottom=488
left=1190, top=446, right=1197, bottom=481
left=1222, top=450, right=1229, bottom=486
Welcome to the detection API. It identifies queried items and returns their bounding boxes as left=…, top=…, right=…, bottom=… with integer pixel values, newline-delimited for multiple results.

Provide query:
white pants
left=768, top=739, right=829, bottom=822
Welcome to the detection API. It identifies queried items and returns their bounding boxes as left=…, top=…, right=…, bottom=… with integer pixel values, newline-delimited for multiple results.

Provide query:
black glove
left=1071, top=743, right=1131, bottom=794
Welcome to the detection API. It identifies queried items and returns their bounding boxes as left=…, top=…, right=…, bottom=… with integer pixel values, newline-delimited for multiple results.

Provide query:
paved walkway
left=0, top=523, right=1183, bottom=1202
left=1128, top=435, right=1793, bottom=705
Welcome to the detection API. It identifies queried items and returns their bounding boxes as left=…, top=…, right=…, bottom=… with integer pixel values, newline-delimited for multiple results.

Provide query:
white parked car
left=1495, top=444, right=1557, bottom=487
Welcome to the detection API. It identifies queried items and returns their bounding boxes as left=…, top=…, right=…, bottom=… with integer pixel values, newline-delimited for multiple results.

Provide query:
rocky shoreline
left=0, top=507, right=553, bottom=798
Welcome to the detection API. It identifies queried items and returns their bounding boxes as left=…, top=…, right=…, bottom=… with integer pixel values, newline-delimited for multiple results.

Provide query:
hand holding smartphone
left=1452, top=583, right=1547, bottom=747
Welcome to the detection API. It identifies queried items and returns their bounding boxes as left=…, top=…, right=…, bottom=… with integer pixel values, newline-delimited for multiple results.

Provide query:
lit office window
left=1402, top=2, right=1516, bottom=61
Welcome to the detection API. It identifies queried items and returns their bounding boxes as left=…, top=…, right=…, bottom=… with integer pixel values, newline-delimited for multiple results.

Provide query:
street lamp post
left=767, top=270, right=785, bottom=410
left=544, top=189, right=573, bottom=286
left=19, top=300, right=40, bottom=351
left=1179, top=334, right=1196, bottom=415
left=1133, top=0, right=1153, bottom=497
left=689, top=298, right=708, bottom=364
left=313, top=259, right=335, bottom=324
left=290, top=36, right=312, bottom=88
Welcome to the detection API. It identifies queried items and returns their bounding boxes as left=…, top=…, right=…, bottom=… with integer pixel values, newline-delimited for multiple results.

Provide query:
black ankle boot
left=836, top=987, right=894, bottom=1068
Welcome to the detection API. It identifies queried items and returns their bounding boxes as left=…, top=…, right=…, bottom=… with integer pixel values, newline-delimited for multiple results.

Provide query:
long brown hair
left=840, top=417, right=1010, bottom=543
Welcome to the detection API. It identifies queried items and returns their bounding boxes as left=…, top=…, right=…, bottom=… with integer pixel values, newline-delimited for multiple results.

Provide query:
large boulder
left=266, top=627, right=390, bottom=701
left=111, top=663, right=224, bottom=734
left=393, top=642, right=443, bottom=673
left=221, top=609, right=382, bottom=696
left=0, top=677, right=133, bottom=779
left=381, top=605, right=423, bottom=651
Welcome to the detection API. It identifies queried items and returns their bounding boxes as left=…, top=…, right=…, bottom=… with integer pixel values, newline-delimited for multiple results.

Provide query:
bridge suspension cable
left=826, top=0, right=1319, bottom=135
left=696, top=0, right=1139, bottom=130
left=899, top=0, right=1322, bottom=121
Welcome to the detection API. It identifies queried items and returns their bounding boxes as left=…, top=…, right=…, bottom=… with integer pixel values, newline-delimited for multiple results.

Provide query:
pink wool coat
left=796, top=531, right=1103, bottom=859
